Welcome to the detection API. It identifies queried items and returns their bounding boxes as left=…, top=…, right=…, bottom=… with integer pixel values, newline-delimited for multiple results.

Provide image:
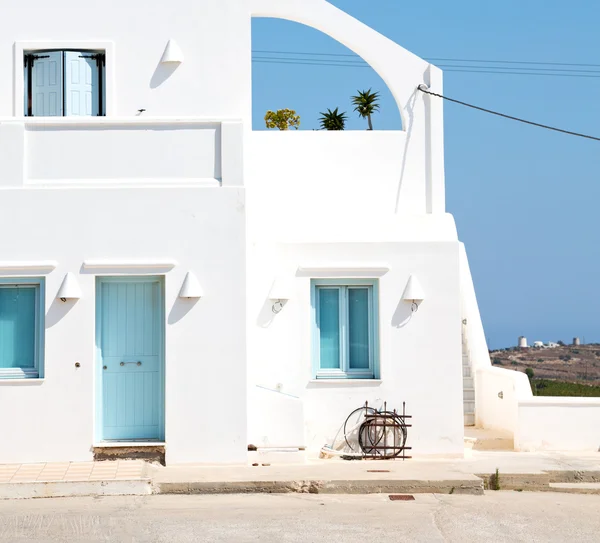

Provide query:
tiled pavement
left=0, top=460, right=146, bottom=484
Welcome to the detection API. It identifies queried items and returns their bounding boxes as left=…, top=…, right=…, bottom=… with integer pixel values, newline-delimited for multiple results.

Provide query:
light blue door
left=97, top=278, right=164, bottom=441
left=64, top=51, right=100, bottom=116
left=31, top=51, right=63, bottom=116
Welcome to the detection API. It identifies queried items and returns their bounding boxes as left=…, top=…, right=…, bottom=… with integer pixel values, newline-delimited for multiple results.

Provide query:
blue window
left=312, top=279, right=379, bottom=379
left=0, top=279, right=45, bottom=379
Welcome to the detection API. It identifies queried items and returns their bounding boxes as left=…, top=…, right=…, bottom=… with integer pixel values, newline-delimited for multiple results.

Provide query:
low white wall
left=476, top=366, right=532, bottom=434
left=0, top=120, right=245, bottom=187
left=516, top=397, right=600, bottom=452
left=25, top=121, right=221, bottom=181
left=247, top=131, right=431, bottom=218
left=247, top=386, right=305, bottom=448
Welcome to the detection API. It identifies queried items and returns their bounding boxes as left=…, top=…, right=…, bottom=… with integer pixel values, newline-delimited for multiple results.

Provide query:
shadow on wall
left=150, top=62, right=181, bottom=89
left=257, top=297, right=285, bottom=328
left=395, top=87, right=418, bottom=213
left=46, top=298, right=79, bottom=328
left=168, top=298, right=199, bottom=325
left=391, top=298, right=413, bottom=328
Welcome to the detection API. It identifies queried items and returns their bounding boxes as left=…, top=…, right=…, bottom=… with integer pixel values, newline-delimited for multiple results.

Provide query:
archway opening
left=252, top=17, right=403, bottom=132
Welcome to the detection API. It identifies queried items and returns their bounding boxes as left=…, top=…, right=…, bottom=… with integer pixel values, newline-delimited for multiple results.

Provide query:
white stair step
left=464, top=413, right=475, bottom=426
left=462, top=366, right=472, bottom=377
left=463, top=377, right=474, bottom=389
left=463, top=389, right=475, bottom=401
left=463, top=400, right=475, bottom=414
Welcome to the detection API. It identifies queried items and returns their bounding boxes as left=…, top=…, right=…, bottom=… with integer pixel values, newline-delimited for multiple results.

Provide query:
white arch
left=250, top=0, right=432, bottom=130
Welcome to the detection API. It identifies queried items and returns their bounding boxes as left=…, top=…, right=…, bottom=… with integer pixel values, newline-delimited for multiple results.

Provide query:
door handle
left=120, top=361, right=142, bottom=367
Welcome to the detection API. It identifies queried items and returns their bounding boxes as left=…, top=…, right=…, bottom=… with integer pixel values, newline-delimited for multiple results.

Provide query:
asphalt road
left=0, top=492, right=599, bottom=542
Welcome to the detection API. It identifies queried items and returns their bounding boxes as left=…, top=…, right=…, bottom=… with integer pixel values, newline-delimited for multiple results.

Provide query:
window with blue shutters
left=0, top=279, right=45, bottom=379
left=311, top=279, right=379, bottom=379
left=24, top=50, right=105, bottom=117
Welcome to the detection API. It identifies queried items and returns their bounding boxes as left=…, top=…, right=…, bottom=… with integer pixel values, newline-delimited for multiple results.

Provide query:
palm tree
left=351, top=89, right=380, bottom=130
left=319, top=108, right=348, bottom=131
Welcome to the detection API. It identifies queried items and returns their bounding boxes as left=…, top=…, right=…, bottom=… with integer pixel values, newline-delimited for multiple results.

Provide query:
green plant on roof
left=351, top=89, right=380, bottom=130
left=319, top=107, right=348, bottom=131
left=264, top=109, right=300, bottom=131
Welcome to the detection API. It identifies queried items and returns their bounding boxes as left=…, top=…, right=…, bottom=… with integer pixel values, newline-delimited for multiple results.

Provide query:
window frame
left=311, top=278, right=379, bottom=380
left=14, top=41, right=115, bottom=117
left=0, top=278, right=45, bottom=380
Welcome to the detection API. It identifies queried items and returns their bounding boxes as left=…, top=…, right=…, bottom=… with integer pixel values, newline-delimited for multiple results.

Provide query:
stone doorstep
left=93, top=446, right=165, bottom=466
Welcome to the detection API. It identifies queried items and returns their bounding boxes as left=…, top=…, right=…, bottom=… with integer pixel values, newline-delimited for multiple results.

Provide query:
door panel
left=31, top=51, right=63, bottom=116
left=98, top=279, right=163, bottom=441
left=64, top=51, right=99, bottom=116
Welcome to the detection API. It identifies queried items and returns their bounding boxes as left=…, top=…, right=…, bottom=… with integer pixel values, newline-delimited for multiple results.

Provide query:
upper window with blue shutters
left=24, top=49, right=105, bottom=117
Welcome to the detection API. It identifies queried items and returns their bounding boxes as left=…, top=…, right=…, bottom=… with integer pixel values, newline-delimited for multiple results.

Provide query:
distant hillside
left=489, top=344, right=600, bottom=385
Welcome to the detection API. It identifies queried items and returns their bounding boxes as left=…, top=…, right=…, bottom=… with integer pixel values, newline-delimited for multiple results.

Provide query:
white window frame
left=311, top=279, right=380, bottom=380
left=0, top=278, right=45, bottom=380
left=14, top=41, right=115, bottom=117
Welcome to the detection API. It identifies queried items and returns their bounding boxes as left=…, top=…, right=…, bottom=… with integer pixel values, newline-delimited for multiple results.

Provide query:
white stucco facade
left=0, top=0, right=593, bottom=465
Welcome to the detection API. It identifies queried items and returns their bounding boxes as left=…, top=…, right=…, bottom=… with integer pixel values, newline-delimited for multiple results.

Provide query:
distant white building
left=533, top=341, right=545, bottom=348
left=547, top=342, right=560, bottom=348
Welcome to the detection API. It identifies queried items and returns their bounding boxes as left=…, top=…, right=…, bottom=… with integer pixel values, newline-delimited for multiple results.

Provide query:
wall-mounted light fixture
left=402, top=274, right=425, bottom=313
left=56, top=272, right=82, bottom=302
left=179, top=272, right=203, bottom=299
left=269, top=277, right=294, bottom=314
left=160, top=39, right=185, bottom=65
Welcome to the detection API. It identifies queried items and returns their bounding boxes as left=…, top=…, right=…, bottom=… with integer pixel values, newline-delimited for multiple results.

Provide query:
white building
left=0, top=0, right=598, bottom=465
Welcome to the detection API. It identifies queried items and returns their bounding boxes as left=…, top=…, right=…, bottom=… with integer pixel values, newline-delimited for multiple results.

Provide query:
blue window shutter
left=0, top=287, right=37, bottom=369
left=348, top=287, right=371, bottom=370
left=317, top=288, right=341, bottom=370
left=64, top=51, right=100, bottom=116
left=31, top=51, right=63, bottom=116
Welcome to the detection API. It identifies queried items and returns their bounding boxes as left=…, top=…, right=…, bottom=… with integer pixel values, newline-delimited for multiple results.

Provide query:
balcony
left=0, top=118, right=243, bottom=188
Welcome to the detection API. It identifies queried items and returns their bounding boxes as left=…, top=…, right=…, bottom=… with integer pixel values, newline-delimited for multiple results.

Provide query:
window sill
left=0, top=378, right=44, bottom=386
left=308, top=379, right=382, bottom=387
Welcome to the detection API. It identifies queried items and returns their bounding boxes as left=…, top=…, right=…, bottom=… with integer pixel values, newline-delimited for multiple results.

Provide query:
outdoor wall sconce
left=179, top=272, right=203, bottom=299
left=160, top=39, right=185, bottom=65
left=56, top=272, right=82, bottom=302
left=402, top=274, right=426, bottom=313
left=269, top=277, right=294, bottom=314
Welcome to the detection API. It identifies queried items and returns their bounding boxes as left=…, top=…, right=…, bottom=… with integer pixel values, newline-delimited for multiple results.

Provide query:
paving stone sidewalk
left=0, top=451, right=599, bottom=500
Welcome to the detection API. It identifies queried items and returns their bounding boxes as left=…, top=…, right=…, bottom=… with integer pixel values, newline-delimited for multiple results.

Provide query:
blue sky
left=251, top=1, right=600, bottom=349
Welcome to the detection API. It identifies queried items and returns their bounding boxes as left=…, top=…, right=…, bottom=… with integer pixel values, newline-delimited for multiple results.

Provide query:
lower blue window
left=312, top=280, right=378, bottom=379
left=0, top=279, right=44, bottom=379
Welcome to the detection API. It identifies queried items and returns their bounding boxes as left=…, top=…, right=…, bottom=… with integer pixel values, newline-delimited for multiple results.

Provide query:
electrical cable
left=251, top=50, right=600, bottom=79
left=417, top=85, right=600, bottom=142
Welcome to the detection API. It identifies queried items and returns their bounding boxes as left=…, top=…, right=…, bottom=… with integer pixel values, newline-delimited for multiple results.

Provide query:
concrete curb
left=0, top=479, right=153, bottom=500
left=153, top=479, right=485, bottom=496
left=477, top=471, right=600, bottom=493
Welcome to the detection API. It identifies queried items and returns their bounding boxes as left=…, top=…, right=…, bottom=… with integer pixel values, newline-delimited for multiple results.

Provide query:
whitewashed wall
left=0, top=0, right=462, bottom=464
left=0, top=186, right=247, bottom=464
left=0, top=0, right=252, bottom=120
left=516, top=398, right=600, bottom=452
left=246, top=239, right=465, bottom=456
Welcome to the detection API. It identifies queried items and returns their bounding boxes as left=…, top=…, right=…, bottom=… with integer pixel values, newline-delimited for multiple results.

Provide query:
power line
left=441, top=69, right=600, bottom=79
left=253, top=49, right=600, bottom=68
left=255, top=55, right=600, bottom=73
left=252, top=58, right=600, bottom=79
left=417, top=85, right=600, bottom=142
